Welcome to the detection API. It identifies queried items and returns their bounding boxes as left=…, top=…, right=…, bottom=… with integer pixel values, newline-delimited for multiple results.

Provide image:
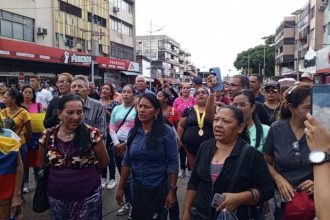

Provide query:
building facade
left=0, top=0, right=138, bottom=88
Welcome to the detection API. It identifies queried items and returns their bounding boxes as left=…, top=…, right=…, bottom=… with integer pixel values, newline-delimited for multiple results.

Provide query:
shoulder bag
left=32, top=130, right=51, bottom=213
left=116, top=106, right=134, bottom=133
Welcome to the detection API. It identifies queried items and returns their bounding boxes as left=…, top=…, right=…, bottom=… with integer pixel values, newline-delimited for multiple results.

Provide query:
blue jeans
left=113, top=146, right=132, bottom=204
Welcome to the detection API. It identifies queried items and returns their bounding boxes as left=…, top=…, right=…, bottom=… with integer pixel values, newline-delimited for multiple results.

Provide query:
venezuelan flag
left=0, top=135, right=20, bottom=200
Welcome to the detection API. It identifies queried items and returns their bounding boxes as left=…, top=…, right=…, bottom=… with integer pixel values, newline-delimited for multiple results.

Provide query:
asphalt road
left=22, top=174, right=189, bottom=220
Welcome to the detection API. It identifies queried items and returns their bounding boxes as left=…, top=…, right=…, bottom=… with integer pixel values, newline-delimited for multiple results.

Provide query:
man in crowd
left=249, top=74, right=265, bottom=103
left=263, top=81, right=281, bottom=124
left=88, top=82, right=101, bottom=100
left=161, top=79, right=179, bottom=106
left=135, top=75, right=154, bottom=96
left=71, top=75, right=107, bottom=139
left=192, top=75, right=203, bottom=90
left=29, top=75, right=53, bottom=111
left=228, top=74, right=270, bottom=125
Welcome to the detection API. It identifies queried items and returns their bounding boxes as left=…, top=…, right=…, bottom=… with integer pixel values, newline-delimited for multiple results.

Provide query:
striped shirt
left=83, top=97, right=107, bottom=141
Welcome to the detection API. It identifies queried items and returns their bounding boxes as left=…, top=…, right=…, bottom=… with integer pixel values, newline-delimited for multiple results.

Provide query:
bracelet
left=249, top=189, right=258, bottom=202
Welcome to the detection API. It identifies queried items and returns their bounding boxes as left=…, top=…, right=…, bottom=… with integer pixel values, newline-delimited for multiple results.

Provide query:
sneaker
left=101, top=178, right=107, bottom=188
left=127, top=207, right=132, bottom=219
left=178, top=169, right=186, bottom=178
left=116, top=203, right=131, bottom=216
left=106, top=179, right=116, bottom=190
left=23, top=183, right=30, bottom=193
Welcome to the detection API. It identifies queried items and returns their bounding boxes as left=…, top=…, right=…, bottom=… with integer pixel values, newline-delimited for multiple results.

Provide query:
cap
left=264, top=81, right=280, bottom=89
left=192, top=76, right=203, bottom=85
left=300, top=72, right=314, bottom=82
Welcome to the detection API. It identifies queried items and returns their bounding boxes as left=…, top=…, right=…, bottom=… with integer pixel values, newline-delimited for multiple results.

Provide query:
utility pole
left=247, top=54, right=250, bottom=76
left=149, top=20, right=152, bottom=90
left=90, top=0, right=95, bottom=83
left=263, top=44, right=266, bottom=77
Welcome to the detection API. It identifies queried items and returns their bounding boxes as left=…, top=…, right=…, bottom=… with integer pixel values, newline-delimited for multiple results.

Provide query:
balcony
left=165, top=58, right=179, bottom=65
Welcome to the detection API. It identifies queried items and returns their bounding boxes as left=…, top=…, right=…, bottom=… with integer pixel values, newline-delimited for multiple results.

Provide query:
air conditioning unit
left=68, top=39, right=74, bottom=47
left=37, top=27, right=47, bottom=35
left=113, top=7, right=120, bottom=13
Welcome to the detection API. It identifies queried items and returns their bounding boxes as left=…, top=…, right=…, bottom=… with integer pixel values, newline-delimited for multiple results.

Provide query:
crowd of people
left=0, top=71, right=330, bottom=220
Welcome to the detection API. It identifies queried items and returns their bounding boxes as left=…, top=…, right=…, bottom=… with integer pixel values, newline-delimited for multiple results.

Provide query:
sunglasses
left=265, top=88, right=279, bottom=93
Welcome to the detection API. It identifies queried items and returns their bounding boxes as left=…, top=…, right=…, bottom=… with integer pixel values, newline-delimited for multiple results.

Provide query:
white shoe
left=101, top=178, right=107, bottom=188
left=106, top=179, right=116, bottom=190
left=178, top=169, right=186, bottom=178
left=116, top=203, right=131, bottom=216
left=23, top=183, right=30, bottom=193
left=186, top=170, right=192, bottom=177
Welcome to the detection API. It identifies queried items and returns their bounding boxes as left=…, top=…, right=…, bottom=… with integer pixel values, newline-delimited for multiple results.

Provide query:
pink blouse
left=173, top=96, right=196, bottom=116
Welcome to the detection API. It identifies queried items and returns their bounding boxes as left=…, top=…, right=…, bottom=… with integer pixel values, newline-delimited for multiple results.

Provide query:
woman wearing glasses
left=232, top=90, right=269, bottom=152
left=263, top=84, right=314, bottom=220
left=177, top=87, right=214, bottom=169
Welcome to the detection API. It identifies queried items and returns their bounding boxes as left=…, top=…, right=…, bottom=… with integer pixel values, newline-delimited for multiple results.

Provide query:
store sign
left=63, top=51, right=92, bottom=64
left=128, top=62, right=140, bottom=72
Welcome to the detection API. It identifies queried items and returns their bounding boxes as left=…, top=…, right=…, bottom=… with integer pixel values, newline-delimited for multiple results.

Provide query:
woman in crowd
left=263, top=82, right=281, bottom=124
left=173, top=83, right=196, bottom=178
left=157, top=90, right=180, bottom=128
left=157, top=89, right=181, bottom=220
left=100, top=83, right=121, bottom=190
left=1, top=88, right=32, bottom=163
left=183, top=106, right=274, bottom=220
left=0, top=115, right=23, bottom=220
left=21, top=85, right=43, bottom=193
left=177, top=87, right=214, bottom=169
left=109, top=84, right=136, bottom=217
left=0, top=82, right=7, bottom=109
left=232, top=90, right=269, bottom=152
left=44, top=72, right=73, bottom=128
left=263, top=84, right=314, bottom=220
left=116, top=93, right=178, bottom=220
left=39, top=94, right=109, bottom=219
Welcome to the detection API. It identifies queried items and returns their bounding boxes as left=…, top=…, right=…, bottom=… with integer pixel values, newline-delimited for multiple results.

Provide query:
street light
left=148, top=20, right=164, bottom=90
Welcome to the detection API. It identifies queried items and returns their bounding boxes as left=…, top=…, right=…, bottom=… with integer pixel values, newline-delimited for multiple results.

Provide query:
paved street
left=23, top=174, right=188, bottom=220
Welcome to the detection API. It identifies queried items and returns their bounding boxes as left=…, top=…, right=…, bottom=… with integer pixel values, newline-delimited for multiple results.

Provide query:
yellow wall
left=54, top=0, right=109, bottom=55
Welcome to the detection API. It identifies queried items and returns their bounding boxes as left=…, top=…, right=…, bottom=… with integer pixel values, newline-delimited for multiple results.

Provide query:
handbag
left=281, top=191, right=315, bottom=220
left=32, top=130, right=51, bottom=213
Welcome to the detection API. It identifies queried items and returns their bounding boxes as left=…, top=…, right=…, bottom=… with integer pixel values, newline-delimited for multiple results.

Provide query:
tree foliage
left=234, top=35, right=275, bottom=78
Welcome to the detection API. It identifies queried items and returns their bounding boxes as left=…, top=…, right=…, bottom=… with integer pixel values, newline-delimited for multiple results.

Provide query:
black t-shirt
left=182, top=107, right=214, bottom=155
left=263, top=104, right=280, bottom=124
left=255, top=102, right=271, bottom=125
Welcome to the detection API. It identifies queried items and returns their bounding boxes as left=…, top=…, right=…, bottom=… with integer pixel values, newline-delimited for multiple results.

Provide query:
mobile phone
left=311, top=85, right=330, bottom=130
left=209, top=67, right=223, bottom=92
left=211, top=193, right=225, bottom=208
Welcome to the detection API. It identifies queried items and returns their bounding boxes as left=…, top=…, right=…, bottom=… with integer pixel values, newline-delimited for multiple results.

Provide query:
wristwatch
left=309, top=151, right=330, bottom=165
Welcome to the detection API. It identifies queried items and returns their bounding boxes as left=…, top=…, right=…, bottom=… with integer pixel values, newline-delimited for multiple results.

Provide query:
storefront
left=0, top=38, right=140, bottom=87
left=316, top=46, right=330, bottom=84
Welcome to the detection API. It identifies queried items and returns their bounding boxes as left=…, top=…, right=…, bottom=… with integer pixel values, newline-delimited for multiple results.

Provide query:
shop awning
left=121, top=71, right=140, bottom=76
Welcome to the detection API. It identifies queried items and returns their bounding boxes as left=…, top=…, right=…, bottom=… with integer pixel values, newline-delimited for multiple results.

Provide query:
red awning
left=0, top=38, right=131, bottom=71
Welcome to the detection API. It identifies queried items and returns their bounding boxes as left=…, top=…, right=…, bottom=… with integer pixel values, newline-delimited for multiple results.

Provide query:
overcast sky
left=136, top=0, right=307, bottom=76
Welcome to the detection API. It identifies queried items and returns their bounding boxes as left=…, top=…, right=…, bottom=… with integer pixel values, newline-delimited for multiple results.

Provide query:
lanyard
left=194, top=105, right=206, bottom=136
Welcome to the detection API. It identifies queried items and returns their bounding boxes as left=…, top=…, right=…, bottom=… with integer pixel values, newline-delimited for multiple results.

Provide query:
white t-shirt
left=36, top=89, right=53, bottom=110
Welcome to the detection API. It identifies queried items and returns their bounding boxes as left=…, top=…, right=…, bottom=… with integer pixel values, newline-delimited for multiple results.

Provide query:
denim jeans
left=113, top=145, right=132, bottom=204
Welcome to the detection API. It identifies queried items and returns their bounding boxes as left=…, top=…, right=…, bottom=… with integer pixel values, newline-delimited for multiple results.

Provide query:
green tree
left=234, top=35, right=275, bottom=78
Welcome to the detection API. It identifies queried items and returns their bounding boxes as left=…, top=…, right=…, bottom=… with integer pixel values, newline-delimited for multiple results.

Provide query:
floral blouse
left=39, top=124, right=103, bottom=169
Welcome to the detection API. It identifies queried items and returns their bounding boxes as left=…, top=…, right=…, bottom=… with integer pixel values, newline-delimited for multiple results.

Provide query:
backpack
left=3, top=108, right=23, bottom=134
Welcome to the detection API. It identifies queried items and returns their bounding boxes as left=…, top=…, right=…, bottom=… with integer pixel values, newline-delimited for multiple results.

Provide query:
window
left=110, top=16, right=133, bottom=37
left=283, top=38, right=295, bottom=45
left=110, top=42, right=133, bottom=61
left=0, top=9, right=34, bottom=42
left=88, top=13, right=106, bottom=28
left=59, top=1, right=82, bottom=17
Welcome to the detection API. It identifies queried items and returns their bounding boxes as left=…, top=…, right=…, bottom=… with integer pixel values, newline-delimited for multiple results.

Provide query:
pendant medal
left=198, top=129, right=204, bottom=136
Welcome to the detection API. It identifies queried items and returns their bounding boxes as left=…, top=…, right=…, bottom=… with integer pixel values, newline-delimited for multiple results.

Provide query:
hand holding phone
left=311, top=85, right=330, bottom=130
left=209, top=67, right=223, bottom=92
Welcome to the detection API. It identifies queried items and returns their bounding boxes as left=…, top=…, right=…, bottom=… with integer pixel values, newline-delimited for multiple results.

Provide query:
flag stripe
left=0, top=173, right=15, bottom=200
left=0, top=151, right=18, bottom=175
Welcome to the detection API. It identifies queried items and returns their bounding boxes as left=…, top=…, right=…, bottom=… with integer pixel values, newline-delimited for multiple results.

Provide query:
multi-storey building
left=136, top=35, right=184, bottom=82
left=274, top=16, right=296, bottom=76
left=0, top=0, right=138, bottom=87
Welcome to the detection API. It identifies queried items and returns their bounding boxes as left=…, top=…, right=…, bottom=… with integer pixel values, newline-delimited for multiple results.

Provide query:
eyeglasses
left=265, top=88, right=279, bottom=93
left=228, top=83, right=243, bottom=88
left=56, top=80, right=69, bottom=85
left=232, top=102, right=250, bottom=108
left=292, top=141, right=302, bottom=162
left=195, top=91, right=207, bottom=96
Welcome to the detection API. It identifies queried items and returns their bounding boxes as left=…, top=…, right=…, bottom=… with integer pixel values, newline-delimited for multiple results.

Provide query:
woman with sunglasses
left=263, top=82, right=281, bottom=124
left=263, top=84, right=315, bottom=220
left=177, top=87, right=214, bottom=169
